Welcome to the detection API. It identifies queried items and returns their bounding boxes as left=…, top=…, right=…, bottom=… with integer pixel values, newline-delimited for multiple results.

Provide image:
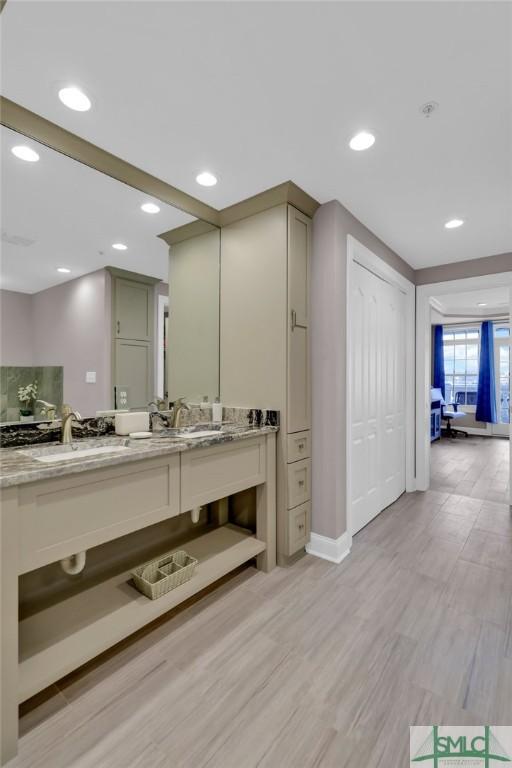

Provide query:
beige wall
left=31, top=270, right=112, bottom=415
left=1, top=274, right=111, bottom=415
left=416, top=251, right=512, bottom=285
left=311, top=199, right=413, bottom=541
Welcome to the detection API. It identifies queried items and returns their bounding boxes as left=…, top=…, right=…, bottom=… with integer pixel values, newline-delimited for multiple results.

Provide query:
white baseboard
left=306, top=531, right=352, bottom=564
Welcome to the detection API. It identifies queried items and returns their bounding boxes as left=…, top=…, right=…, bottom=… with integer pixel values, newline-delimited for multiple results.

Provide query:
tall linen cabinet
left=220, top=204, right=311, bottom=564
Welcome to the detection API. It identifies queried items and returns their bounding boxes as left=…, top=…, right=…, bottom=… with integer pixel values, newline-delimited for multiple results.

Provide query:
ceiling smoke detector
left=1, top=231, right=35, bottom=247
left=420, top=101, right=439, bottom=118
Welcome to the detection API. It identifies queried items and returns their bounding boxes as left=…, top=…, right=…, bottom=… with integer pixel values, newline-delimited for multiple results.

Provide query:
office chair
left=431, top=387, right=469, bottom=439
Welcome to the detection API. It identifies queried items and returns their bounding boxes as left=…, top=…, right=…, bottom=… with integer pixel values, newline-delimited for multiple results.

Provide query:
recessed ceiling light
left=349, top=131, right=375, bottom=151
left=140, top=202, right=160, bottom=214
left=196, top=171, right=217, bottom=187
left=58, top=86, right=91, bottom=112
left=477, top=302, right=487, bottom=307
left=445, top=218, right=464, bottom=229
left=57, top=267, right=71, bottom=274
left=112, top=243, right=127, bottom=251
left=11, top=145, right=40, bottom=162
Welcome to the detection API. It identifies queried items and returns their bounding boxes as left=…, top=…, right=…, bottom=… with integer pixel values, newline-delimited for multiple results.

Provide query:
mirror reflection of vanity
left=0, top=126, right=220, bottom=424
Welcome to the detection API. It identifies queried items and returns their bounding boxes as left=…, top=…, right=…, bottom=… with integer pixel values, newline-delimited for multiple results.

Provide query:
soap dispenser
left=212, top=397, right=222, bottom=423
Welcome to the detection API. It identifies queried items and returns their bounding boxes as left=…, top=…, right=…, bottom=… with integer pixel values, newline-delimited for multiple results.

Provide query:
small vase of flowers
left=18, top=381, right=38, bottom=422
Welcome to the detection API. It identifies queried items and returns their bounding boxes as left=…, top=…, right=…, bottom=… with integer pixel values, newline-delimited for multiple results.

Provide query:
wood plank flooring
left=9, top=438, right=512, bottom=768
left=431, top=434, right=510, bottom=504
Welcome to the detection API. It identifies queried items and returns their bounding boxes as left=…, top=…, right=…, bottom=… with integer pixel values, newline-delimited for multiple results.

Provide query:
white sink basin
left=179, top=430, right=221, bottom=439
left=19, top=443, right=132, bottom=463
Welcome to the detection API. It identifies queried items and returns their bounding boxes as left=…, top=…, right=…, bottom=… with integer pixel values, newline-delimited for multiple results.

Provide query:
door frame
left=416, top=272, right=512, bottom=493
left=492, top=327, right=511, bottom=436
left=156, top=292, right=169, bottom=399
left=346, top=235, right=416, bottom=541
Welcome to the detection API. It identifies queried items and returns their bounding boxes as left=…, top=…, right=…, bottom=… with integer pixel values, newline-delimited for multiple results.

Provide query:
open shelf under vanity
left=19, top=523, right=266, bottom=702
left=1, top=431, right=277, bottom=766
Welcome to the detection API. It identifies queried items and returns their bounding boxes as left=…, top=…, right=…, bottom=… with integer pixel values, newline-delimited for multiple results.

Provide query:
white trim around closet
left=345, top=236, right=416, bottom=542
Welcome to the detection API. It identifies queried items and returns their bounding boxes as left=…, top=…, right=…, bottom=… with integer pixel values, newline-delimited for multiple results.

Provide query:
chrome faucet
left=171, top=397, right=190, bottom=428
left=150, top=411, right=170, bottom=432
left=148, top=400, right=170, bottom=433
left=61, top=404, right=82, bottom=444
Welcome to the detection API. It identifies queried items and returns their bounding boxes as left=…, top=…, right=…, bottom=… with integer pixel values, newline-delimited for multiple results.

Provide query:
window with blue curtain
left=475, top=320, right=497, bottom=423
left=442, top=327, right=480, bottom=406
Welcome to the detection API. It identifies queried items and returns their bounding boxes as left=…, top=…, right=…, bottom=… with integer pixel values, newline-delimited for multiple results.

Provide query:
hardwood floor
left=9, top=438, right=512, bottom=768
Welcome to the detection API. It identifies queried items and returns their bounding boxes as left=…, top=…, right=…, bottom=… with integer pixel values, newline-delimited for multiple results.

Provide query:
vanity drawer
left=181, top=437, right=266, bottom=512
left=18, top=456, right=180, bottom=573
left=287, top=502, right=310, bottom=555
left=287, top=458, right=311, bottom=509
left=287, top=431, right=310, bottom=463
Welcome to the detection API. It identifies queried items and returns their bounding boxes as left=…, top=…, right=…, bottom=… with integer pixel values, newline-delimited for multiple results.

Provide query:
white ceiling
left=1, top=2, right=511, bottom=270
left=432, top=286, right=510, bottom=317
left=0, top=126, right=193, bottom=293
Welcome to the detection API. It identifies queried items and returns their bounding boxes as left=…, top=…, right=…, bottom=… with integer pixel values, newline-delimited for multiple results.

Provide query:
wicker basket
left=131, top=550, right=198, bottom=600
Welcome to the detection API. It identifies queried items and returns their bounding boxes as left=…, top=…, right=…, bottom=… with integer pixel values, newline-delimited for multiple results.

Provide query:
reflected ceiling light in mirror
left=11, top=145, right=40, bottom=162
left=112, top=243, right=127, bottom=250
left=477, top=302, right=487, bottom=307
left=196, top=171, right=217, bottom=187
left=445, top=218, right=464, bottom=229
left=140, top=202, right=160, bottom=214
left=57, top=267, right=71, bottom=274
left=58, top=86, right=92, bottom=112
left=349, top=131, right=375, bottom=151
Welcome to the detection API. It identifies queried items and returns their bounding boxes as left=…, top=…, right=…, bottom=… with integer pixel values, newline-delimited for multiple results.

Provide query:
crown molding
left=158, top=219, right=218, bottom=246
left=105, top=266, right=161, bottom=285
left=416, top=251, right=512, bottom=285
left=219, top=180, right=319, bottom=227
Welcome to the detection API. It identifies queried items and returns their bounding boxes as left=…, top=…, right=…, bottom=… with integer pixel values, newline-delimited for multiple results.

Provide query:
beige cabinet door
left=114, top=339, right=152, bottom=408
left=114, top=278, right=153, bottom=341
left=287, top=206, right=311, bottom=433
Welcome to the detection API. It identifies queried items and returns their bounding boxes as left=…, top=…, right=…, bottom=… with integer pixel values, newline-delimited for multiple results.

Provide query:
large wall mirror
left=0, top=126, right=220, bottom=424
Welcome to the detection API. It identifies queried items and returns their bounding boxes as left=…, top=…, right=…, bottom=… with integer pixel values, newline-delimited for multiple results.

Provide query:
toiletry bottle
left=212, top=397, right=222, bottom=423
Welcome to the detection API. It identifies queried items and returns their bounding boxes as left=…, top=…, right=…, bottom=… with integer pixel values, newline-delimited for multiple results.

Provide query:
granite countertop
left=0, top=424, right=279, bottom=489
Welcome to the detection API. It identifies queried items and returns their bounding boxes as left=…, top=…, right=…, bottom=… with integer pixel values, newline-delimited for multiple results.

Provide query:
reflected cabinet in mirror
left=0, top=126, right=220, bottom=424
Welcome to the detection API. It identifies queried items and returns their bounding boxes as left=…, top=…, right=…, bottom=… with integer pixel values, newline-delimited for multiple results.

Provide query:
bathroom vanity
left=0, top=426, right=277, bottom=764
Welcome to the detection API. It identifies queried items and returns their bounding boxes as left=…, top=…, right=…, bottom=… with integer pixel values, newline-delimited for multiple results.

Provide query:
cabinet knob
left=298, top=442, right=304, bottom=450
left=117, top=320, right=121, bottom=334
left=298, top=479, right=305, bottom=487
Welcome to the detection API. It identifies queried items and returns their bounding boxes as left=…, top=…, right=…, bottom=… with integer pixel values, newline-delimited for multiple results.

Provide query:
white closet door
left=379, top=277, right=406, bottom=510
left=350, top=262, right=406, bottom=534
left=350, top=264, right=381, bottom=533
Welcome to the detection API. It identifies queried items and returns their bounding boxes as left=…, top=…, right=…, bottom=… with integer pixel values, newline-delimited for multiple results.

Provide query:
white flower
left=18, top=381, right=38, bottom=405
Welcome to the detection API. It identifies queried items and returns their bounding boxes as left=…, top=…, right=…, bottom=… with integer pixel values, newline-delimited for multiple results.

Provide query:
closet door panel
left=350, top=263, right=405, bottom=534
left=288, top=207, right=309, bottom=325
left=115, top=278, right=152, bottom=341
left=287, top=206, right=311, bottom=433
left=350, top=268, right=380, bottom=532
